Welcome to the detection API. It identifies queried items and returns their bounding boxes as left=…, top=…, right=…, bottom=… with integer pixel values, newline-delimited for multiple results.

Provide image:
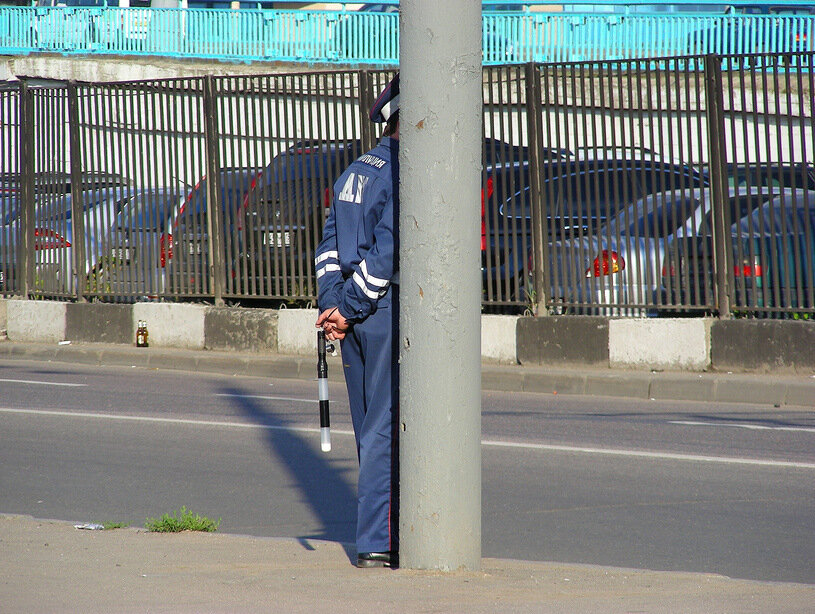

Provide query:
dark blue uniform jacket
left=315, top=136, right=399, bottom=321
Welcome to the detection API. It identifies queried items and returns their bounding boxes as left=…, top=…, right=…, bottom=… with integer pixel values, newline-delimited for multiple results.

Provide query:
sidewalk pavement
left=3, top=514, right=814, bottom=614
left=1, top=339, right=813, bottom=407
left=2, top=339, right=814, bottom=613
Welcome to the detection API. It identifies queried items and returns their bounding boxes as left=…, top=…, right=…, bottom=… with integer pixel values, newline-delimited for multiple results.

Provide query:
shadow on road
left=219, top=384, right=357, bottom=555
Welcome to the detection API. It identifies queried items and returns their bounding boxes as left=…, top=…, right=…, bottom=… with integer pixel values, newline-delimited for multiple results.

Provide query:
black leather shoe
left=356, top=551, right=392, bottom=568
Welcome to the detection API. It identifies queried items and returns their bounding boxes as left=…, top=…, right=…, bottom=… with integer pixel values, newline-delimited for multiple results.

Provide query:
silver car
left=33, top=186, right=183, bottom=297
left=105, top=187, right=186, bottom=300
left=547, top=185, right=797, bottom=316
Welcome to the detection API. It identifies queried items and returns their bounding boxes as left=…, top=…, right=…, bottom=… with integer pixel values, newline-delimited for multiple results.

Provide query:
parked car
left=232, top=140, right=364, bottom=297
left=164, top=168, right=263, bottom=296
left=0, top=197, right=20, bottom=292
left=547, top=185, right=788, bottom=316
left=32, top=187, right=168, bottom=295
left=100, top=187, right=187, bottom=300
left=661, top=188, right=815, bottom=315
left=163, top=142, right=372, bottom=299
left=726, top=162, right=815, bottom=191
left=234, top=137, right=530, bottom=298
left=485, top=152, right=708, bottom=303
left=0, top=173, right=131, bottom=294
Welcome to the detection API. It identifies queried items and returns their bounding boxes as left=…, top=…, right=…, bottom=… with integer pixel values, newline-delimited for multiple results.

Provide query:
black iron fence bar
left=729, top=60, right=756, bottom=313
left=230, top=75, right=255, bottom=299
left=68, top=82, right=86, bottom=303
left=784, top=66, right=803, bottom=312
left=31, top=87, right=45, bottom=298
left=266, top=73, right=286, bottom=299
left=525, top=62, right=544, bottom=312
left=19, top=83, right=33, bottom=298
left=290, top=73, right=308, bottom=298
left=358, top=70, right=373, bottom=154
left=505, top=67, right=525, bottom=305
left=539, top=64, right=559, bottom=312
left=308, top=73, right=325, bottom=299
left=0, top=88, right=12, bottom=296
left=482, top=69, right=495, bottom=304
left=215, top=75, right=237, bottom=300
left=759, top=63, right=781, bottom=312
left=786, top=61, right=811, bottom=313
left=134, top=82, right=151, bottom=302
left=695, top=58, right=713, bottom=313
left=183, top=78, right=207, bottom=301
left=203, top=75, right=224, bottom=306
left=304, top=73, right=322, bottom=299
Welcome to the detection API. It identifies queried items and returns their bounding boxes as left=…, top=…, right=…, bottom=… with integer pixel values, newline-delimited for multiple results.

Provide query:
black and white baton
left=317, top=330, right=332, bottom=452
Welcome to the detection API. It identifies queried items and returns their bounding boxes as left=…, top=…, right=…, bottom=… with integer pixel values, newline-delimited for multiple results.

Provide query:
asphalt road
left=1, top=358, right=813, bottom=584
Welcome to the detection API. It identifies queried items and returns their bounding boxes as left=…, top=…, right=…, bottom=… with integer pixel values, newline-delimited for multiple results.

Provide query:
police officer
left=315, top=74, right=399, bottom=568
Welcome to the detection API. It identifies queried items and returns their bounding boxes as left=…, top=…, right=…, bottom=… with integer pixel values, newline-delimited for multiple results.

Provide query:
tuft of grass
left=145, top=507, right=221, bottom=533
left=103, top=521, right=129, bottom=530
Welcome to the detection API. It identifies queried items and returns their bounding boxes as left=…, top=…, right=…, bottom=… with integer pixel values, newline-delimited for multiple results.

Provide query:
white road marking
left=215, top=393, right=318, bottom=403
left=2, top=407, right=814, bottom=470
left=0, top=378, right=87, bottom=387
left=481, top=439, right=815, bottom=469
left=670, top=420, right=815, bottom=433
left=0, top=406, right=351, bottom=437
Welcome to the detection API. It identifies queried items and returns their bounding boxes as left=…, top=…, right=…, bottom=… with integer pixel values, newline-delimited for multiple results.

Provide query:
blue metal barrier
left=0, top=5, right=812, bottom=66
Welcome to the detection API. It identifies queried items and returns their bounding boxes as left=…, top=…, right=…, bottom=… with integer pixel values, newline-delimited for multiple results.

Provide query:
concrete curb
left=2, top=298, right=814, bottom=376
left=1, top=341, right=812, bottom=407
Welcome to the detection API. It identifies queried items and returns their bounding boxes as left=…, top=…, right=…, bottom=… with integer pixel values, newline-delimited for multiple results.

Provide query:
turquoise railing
left=0, top=3, right=812, bottom=65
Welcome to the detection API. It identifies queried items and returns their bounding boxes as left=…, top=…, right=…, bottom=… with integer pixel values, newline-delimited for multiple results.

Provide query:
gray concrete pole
left=398, top=0, right=483, bottom=571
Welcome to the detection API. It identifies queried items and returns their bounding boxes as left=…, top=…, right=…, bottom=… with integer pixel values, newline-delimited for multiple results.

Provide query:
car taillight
left=481, top=176, right=494, bottom=251
left=160, top=232, right=172, bottom=267
left=324, top=187, right=332, bottom=209
left=34, top=228, right=70, bottom=250
left=734, top=258, right=762, bottom=278
left=587, top=250, right=624, bottom=277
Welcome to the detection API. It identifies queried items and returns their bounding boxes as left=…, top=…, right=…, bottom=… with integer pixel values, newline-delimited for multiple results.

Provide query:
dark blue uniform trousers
left=340, top=288, right=398, bottom=554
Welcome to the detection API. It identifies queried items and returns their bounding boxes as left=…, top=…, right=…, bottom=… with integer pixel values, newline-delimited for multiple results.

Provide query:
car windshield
left=35, top=188, right=129, bottom=221
left=608, top=192, right=704, bottom=239
left=696, top=193, right=781, bottom=234
left=117, top=190, right=184, bottom=231
left=735, top=193, right=815, bottom=235
left=174, top=169, right=261, bottom=231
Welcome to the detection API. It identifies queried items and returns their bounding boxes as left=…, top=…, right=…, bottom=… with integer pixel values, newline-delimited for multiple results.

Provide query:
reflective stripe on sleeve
left=316, top=263, right=341, bottom=279
left=359, top=259, right=390, bottom=288
left=315, top=250, right=339, bottom=265
left=353, top=271, right=382, bottom=300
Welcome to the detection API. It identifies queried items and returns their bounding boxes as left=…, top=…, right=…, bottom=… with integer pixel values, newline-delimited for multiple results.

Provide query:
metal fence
left=0, top=5, right=813, bottom=65
left=0, top=52, right=813, bottom=318
left=521, top=53, right=814, bottom=318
